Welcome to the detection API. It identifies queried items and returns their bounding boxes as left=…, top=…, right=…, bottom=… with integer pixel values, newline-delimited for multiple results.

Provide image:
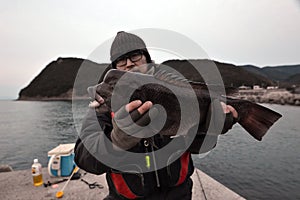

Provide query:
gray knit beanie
left=110, top=31, right=151, bottom=67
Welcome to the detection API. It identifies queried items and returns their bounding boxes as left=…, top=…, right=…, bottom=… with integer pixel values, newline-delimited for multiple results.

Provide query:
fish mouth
left=95, top=103, right=111, bottom=114
left=88, top=97, right=112, bottom=114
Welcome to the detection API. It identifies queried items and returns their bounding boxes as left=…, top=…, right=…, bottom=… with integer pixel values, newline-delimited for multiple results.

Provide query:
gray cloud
left=1, top=0, right=300, bottom=99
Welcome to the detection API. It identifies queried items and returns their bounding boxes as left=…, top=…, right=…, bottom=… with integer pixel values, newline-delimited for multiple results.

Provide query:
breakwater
left=0, top=168, right=245, bottom=200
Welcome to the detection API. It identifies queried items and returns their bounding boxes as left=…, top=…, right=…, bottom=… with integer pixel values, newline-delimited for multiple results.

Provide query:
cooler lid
left=48, top=143, right=75, bottom=155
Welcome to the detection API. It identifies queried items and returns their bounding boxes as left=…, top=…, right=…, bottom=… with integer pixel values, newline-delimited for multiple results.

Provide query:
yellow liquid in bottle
left=32, top=163, right=43, bottom=186
left=33, top=174, right=43, bottom=186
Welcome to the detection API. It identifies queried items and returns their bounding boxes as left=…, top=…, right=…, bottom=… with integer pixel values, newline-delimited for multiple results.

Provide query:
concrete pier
left=0, top=168, right=245, bottom=200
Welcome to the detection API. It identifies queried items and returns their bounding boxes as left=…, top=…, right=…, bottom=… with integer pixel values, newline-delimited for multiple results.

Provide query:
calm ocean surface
left=0, top=100, right=299, bottom=199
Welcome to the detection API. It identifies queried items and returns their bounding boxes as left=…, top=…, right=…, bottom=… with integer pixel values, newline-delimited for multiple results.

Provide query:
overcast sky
left=1, top=0, right=300, bottom=99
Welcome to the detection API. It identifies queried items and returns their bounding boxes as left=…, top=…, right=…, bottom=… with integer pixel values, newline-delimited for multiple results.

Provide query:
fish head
left=92, top=69, right=145, bottom=112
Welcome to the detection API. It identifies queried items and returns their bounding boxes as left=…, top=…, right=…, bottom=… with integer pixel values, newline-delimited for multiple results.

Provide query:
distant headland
left=18, top=57, right=300, bottom=105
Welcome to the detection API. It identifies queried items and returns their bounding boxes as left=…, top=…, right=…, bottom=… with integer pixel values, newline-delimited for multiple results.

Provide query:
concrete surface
left=0, top=168, right=245, bottom=200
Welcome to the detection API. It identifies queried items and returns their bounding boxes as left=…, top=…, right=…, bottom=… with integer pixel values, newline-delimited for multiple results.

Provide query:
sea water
left=0, top=100, right=299, bottom=199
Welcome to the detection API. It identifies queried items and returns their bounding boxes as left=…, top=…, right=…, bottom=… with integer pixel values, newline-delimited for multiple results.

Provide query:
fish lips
left=95, top=103, right=111, bottom=114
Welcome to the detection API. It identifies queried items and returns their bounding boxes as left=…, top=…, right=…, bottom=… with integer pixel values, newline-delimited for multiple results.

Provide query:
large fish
left=89, top=68, right=282, bottom=141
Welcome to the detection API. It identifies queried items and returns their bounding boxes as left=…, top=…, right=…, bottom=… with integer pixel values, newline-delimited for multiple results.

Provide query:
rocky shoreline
left=18, top=89, right=300, bottom=106
left=238, top=88, right=300, bottom=106
left=18, top=95, right=89, bottom=101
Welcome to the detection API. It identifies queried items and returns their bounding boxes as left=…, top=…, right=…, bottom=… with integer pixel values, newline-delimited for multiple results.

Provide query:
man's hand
left=201, top=100, right=239, bottom=135
left=125, top=100, right=153, bottom=115
left=87, top=84, right=104, bottom=108
left=220, top=101, right=239, bottom=134
left=111, top=100, right=159, bottom=150
left=220, top=102, right=238, bottom=118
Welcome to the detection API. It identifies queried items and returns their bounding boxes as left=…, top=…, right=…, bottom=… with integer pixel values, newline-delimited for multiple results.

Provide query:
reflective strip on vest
left=176, top=151, right=190, bottom=186
left=110, top=172, right=138, bottom=199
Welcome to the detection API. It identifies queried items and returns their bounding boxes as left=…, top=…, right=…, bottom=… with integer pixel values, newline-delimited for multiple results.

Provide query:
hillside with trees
left=18, top=57, right=299, bottom=100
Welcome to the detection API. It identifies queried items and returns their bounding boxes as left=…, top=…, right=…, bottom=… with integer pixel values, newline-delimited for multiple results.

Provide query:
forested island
left=18, top=57, right=300, bottom=105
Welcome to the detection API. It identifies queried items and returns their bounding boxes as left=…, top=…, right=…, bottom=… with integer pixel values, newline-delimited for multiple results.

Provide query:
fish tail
left=238, top=103, right=282, bottom=141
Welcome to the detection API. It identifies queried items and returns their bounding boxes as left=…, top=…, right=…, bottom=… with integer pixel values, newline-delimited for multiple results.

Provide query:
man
left=75, top=31, right=238, bottom=199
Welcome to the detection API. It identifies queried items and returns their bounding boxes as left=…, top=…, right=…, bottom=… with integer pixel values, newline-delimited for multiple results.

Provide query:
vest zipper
left=144, top=138, right=160, bottom=187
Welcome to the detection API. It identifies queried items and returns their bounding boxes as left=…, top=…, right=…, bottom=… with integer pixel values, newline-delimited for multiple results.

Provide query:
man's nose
left=125, top=58, right=134, bottom=67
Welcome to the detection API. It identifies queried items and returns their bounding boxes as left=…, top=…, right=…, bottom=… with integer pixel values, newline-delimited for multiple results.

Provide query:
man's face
left=115, top=50, right=147, bottom=71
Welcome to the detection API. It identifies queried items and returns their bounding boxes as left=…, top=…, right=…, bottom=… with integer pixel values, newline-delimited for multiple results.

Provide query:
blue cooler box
left=48, top=143, right=75, bottom=177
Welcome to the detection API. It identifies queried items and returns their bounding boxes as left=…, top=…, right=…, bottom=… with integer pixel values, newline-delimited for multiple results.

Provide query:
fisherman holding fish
left=75, top=31, right=240, bottom=200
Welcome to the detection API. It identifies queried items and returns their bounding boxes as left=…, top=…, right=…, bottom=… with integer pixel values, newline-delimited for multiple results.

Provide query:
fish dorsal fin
left=153, top=70, right=190, bottom=87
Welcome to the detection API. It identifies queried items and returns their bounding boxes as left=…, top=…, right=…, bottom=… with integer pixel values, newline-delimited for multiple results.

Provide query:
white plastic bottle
left=32, top=159, right=43, bottom=186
